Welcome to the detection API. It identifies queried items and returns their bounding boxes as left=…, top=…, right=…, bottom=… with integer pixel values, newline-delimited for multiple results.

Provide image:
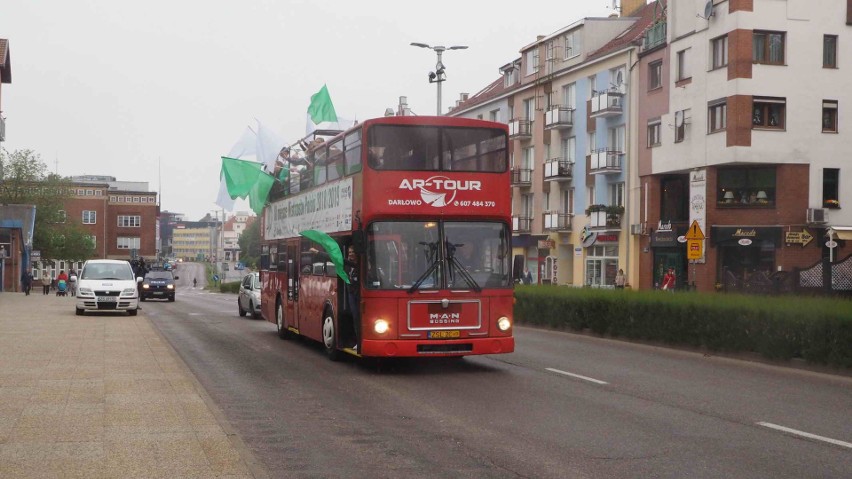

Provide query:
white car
left=237, top=272, right=262, bottom=319
left=75, top=259, right=143, bottom=316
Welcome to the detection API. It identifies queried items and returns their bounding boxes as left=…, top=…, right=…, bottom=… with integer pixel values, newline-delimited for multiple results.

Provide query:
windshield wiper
left=408, top=259, right=442, bottom=294
left=448, top=256, right=482, bottom=292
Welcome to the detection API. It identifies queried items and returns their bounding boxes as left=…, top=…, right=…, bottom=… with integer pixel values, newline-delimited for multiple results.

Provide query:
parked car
left=140, top=270, right=179, bottom=301
left=238, top=272, right=261, bottom=319
left=75, top=259, right=142, bottom=316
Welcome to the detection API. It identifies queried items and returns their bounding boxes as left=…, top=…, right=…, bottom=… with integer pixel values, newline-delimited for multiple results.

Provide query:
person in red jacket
left=661, top=268, right=676, bottom=292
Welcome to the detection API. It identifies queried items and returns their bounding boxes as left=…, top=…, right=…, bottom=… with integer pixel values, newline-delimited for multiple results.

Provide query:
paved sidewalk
left=0, top=292, right=262, bottom=478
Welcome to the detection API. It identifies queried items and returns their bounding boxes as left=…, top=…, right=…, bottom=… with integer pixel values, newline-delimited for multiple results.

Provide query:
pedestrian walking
left=661, top=267, right=676, bottom=292
left=42, top=271, right=51, bottom=295
left=21, top=271, right=32, bottom=295
left=615, top=269, right=626, bottom=289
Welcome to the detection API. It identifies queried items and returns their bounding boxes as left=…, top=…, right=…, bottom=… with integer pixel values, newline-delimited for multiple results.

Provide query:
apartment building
left=638, top=0, right=852, bottom=292
left=452, top=0, right=655, bottom=287
left=172, top=221, right=216, bottom=262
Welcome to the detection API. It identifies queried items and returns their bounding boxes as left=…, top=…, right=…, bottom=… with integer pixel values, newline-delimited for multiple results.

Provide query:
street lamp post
left=410, top=42, right=468, bottom=115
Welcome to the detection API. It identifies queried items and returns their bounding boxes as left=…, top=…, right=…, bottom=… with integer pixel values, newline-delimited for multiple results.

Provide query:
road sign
left=685, top=220, right=705, bottom=240
left=785, top=230, right=813, bottom=247
left=687, top=239, right=703, bottom=260
left=212, top=274, right=220, bottom=282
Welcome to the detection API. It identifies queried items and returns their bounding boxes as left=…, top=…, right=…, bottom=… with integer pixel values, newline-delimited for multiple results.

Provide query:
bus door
left=286, top=242, right=300, bottom=332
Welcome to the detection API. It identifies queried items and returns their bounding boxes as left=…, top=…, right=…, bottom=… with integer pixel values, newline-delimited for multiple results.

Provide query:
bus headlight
left=374, top=319, right=389, bottom=334
left=497, top=316, right=511, bottom=332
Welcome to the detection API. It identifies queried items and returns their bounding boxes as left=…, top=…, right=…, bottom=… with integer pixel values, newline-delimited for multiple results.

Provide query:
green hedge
left=219, top=281, right=240, bottom=294
left=514, top=286, right=852, bottom=369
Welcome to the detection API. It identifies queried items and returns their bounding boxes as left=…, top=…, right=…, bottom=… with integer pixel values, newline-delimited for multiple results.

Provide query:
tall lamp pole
left=410, top=42, right=468, bottom=115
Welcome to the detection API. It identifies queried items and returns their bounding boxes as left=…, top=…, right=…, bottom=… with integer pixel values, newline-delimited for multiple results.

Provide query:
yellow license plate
left=428, top=330, right=460, bottom=339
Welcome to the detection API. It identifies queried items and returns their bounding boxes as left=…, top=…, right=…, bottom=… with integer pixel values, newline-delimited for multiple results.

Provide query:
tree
left=0, top=149, right=96, bottom=263
left=238, top=218, right=261, bottom=269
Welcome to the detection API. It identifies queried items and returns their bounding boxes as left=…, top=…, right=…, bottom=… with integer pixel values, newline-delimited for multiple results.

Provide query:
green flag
left=220, top=157, right=275, bottom=215
left=307, top=84, right=338, bottom=124
left=299, top=229, right=350, bottom=284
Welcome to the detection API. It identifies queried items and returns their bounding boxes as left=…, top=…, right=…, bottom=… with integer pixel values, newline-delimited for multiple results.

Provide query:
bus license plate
left=97, top=296, right=117, bottom=302
left=428, top=330, right=460, bottom=339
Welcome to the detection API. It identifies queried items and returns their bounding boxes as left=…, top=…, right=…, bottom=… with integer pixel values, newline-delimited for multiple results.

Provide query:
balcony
left=586, top=205, right=623, bottom=231
left=642, top=22, right=666, bottom=52
left=544, top=212, right=573, bottom=232
left=508, top=119, right=532, bottom=140
left=511, top=168, right=532, bottom=187
left=544, top=106, right=574, bottom=130
left=589, top=149, right=623, bottom=175
left=543, top=159, right=573, bottom=182
left=590, top=91, right=624, bottom=118
left=512, top=215, right=532, bottom=233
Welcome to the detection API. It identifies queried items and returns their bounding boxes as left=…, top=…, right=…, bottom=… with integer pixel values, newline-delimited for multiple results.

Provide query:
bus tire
left=321, top=308, right=341, bottom=361
left=276, top=299, right=292, bottom=340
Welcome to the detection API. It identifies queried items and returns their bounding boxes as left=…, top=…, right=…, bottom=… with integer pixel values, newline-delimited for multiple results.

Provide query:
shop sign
left=826, top=240, right=838, bottom=249
left=738, top=238, right=753, bottom=246
left=31, top=250, right=41, bottom=259
left=537, top=239, right=556, bottom=249
left=677, top=236, right=687, bottom=243
left=596, top=234, right=619, bottom=243
left=711, top=226, right=781, bottom=246
left=784, top=230, right=813, bottom=247
left=580, top=226, right=597, bottom=248
left=657, top=220, right=673, bottom=232
left=652, top=229, right=677, bottom=247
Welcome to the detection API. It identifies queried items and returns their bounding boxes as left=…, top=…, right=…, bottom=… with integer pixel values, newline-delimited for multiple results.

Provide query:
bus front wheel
left=322, top=310, right=341, bottom=361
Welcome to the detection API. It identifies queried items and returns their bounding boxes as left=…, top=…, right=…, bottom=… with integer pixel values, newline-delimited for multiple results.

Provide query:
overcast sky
left=2, top=0, right=614, bottom=220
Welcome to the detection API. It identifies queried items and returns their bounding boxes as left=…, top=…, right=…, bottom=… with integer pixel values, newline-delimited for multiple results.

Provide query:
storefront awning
left=711, top=226, right=781, bottom=246
left=828, top=226, right=852, bottom=241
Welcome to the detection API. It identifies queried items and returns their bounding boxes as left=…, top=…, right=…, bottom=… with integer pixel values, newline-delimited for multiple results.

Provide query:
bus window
left=368, top=125, right=439, bottom=170
left=260, top=244, right=270, bottom=270
left=328, top=139, right=344, bottom=181
left=444, top=221, right=511, bottom=288
left=442, top=127, right=508, bottom=172
left=314, top=147, right=327, bottom=186
left=367, top=221, right=440, bottom=290
left=344, top=130, right=362, bottom=175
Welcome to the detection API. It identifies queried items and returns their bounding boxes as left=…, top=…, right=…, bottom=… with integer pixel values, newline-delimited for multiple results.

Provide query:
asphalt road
left=144, top=278, right=852, bottom=479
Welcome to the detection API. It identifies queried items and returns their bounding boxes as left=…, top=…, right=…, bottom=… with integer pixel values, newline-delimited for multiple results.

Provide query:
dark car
left=140, top=270, right=179, bottom=301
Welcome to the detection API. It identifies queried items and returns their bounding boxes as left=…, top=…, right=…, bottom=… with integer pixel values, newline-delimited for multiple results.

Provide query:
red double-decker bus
left=259, top=116, right=514, bottom=359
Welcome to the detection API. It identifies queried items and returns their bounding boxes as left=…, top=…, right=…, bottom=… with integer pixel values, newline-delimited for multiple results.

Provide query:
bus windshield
left=367, top=125, right=507, bottom=172
left=366, top=220, right=511, bottom=290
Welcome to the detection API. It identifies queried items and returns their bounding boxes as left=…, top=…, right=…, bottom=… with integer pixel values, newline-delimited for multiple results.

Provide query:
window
left=609, top=183, right=624, bottom=207
left=711, top=35, right=728, bottom=69
left=82, top=210, right=97, bottom=224
left=823, top=168, right=840, bottom=208
left=752, top=97, right=785, bottom=129
left=717, top=167, right=776, bottom=207
left=521, top=146, right=534, bottom=171
left=708, top=99, right=727, bottom=133
left=564, top=31, right=581, bottom=59
left=587, top=132, right=595, bottom=156
left=753, top=31, right=785, bottom=65
left=476, top=114, right=483, bottom=120
left=95, top=190, right=102, bottom=196
left=674, top=109, right=690, bottom=142
left=77, top=188, right=84, bottom=195
left=133, top=196, right=140, bottom=203
left=117, top=215, right=141, bottom=227
left=585, top=245, right=619, bottom=287
left=525, top=48, right=539, bottom=75
left=85, top=189, right=93, bottom=196
left=824, top=35, right=838, bottom=68
left=588, top=75, right=596, bottom=97
left=561, top=136, right=576, bottom=162
left=610, top=66, right=626, bottom=92
left=110, top=195, right=116, bottom=202
left=647, top=119, right=661, bottom=147
left=524, top=98, right=535, bottom=123
left=823, top=100, right=838, bottom=133
left=117, top=237, right=141, bottom=250
left=58, top=210, right=67, bottom=223
left=344, top=130, right=362, bottom=176
left=489, top=109, right=499, bottom=122
left=562, top=82, right=576, bottom=109
left=560, top=188, right=574, bottom=214
left=676, top=48, right=691, bottom=81
left=649, top=60, right=662, bottom=90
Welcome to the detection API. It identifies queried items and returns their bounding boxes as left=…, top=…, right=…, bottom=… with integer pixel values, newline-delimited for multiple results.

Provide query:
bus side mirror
left=352, top=230, right=366, bottom=254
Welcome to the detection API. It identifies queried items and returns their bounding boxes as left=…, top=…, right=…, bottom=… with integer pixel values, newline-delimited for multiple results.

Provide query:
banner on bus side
left=264, top=177, right=354, bottom=240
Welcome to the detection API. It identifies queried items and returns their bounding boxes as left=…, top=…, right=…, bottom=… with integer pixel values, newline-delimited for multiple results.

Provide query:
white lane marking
left=545, top=367, right=608, bottom=385
left=756, top=422, right=852, bottom=449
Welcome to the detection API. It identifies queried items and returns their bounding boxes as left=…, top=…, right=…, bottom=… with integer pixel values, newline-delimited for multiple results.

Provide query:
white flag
left=255, top=120, right=287, bottom=175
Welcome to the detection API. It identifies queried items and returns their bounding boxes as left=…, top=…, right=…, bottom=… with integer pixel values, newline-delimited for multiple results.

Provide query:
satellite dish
left=702, top=0, right=714, bottom=19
